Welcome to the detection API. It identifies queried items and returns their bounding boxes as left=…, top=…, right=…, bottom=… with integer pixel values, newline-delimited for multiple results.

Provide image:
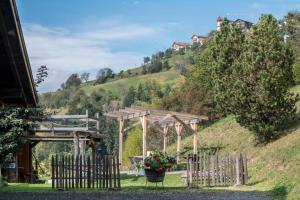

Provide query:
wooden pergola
left=104, top=106, right=209, bottom=164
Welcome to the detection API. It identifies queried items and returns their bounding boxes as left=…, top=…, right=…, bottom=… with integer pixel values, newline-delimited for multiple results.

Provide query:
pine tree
left=35, top=65, right=48, bottom=87
left=232, top=15, right=297, bottom=143
left=209, top=18, right=245, bottom=113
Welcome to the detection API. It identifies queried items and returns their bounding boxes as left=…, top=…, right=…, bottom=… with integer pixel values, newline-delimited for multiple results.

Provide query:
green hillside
left=166, top=86, right=300, bottom=200
left=81, top=70, right=184, bottom=97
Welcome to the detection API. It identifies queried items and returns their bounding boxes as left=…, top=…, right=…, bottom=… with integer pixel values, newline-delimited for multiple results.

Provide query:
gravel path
left=0, top=191, right=271, bottom=200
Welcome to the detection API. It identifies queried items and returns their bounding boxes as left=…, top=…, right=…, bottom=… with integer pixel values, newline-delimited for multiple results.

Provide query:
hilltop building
left=191, top=35, right=207, bottom=45
left=217, top=16, right=253, bottom=31
left=172, top=42, right=190, bottom=51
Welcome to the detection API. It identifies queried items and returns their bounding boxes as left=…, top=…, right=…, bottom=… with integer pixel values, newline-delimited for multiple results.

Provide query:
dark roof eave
left=0, top=0, right=38, bottom=106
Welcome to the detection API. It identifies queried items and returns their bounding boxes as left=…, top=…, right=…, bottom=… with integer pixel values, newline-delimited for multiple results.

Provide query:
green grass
left=0, top=174, right=186, bottom=192
left=81, top=70, right=183, bottom=97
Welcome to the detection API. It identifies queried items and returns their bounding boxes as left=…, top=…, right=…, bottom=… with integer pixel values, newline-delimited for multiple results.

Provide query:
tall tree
left=96, top=68, right=114, bottom=84
left=143, top=56, right=150, bottom=64
left=35, top=65, right=48, bottom=87
left=80, top=72, right=90, bottom=83
left=232, top=15, right=297, bottom=143
left=64, top=73, right=82, bottom=89
left=209, top=18, right=245, bottom=114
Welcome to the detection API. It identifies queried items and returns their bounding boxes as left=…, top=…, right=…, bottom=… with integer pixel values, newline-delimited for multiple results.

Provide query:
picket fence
left=187, top=153, right=248, bottom=187
left=51, top=155, right=121, bottom=190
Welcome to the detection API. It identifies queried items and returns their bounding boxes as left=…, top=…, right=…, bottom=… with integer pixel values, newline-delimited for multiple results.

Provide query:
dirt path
left=0, top=191, right=271, bottom=200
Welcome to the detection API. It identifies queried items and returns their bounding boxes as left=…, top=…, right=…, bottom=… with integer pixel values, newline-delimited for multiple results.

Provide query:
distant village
left=172, top=16, right=253, bottom=51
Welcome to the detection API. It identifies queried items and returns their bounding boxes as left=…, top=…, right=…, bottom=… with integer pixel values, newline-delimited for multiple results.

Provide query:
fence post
left=211, top=154, right=215, bottom=186
left=116, top=154, right=121, bottom=189
left=113, top=156, right=117, bottom=188
left=195, top=153, right=199, bottom=187
left=87, top=156, right=91, bottom=188
left=80, top=155, right=83, bottom=188
left=242, top=154, right=248, bottom=185
left=235, top=154, right=241, bottom=186
left=207, top=153, right=211, bottom=187
left=51, top=155, right=54, bottom=189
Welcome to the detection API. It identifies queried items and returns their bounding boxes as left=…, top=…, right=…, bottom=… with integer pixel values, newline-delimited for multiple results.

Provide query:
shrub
left=0, top=176, right=7, bottom=187
left=122, top=127, right=143, bottom=168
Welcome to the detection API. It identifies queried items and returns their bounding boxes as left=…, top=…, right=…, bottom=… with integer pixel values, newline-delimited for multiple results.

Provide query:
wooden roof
left=0, top=0, right=37, bottom=106
left=104, top=106, right=209, bottom=127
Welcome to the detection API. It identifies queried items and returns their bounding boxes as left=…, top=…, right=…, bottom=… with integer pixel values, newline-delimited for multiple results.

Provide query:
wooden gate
left=51, top=155, right=121, bottom=190
left=187, top=153, right=247, bottom=187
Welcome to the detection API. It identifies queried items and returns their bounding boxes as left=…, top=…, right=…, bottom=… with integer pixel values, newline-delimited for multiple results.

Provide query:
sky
left=16, top=0, right=300, bottom=93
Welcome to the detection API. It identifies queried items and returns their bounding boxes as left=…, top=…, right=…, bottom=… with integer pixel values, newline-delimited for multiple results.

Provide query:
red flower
left=149, top=153, right=153, bottom=157
left=156, top=157, right=161, bottom=161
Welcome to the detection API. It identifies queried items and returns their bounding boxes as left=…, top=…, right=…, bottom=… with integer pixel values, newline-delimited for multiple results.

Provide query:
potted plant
left=144, top=148, right=176, bottom=183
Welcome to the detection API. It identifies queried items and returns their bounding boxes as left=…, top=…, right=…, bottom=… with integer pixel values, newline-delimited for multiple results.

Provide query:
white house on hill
left=191, top=35, right=207, bottom=45
left=217, top=16, right=253, bottom=31
left=172, top=42, right=190, bottom=51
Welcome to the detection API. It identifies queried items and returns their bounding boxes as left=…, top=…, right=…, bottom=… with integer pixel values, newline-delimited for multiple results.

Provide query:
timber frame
left=13, top=110, right=104, bottom=183
left=104, top=106, right=209, bottom=164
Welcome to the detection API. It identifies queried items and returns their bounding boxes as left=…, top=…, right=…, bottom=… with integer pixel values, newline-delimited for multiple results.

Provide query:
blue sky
left=16, top=0, right=300, bottom=92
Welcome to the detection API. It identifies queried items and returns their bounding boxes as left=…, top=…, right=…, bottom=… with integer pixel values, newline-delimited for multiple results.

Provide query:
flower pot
left=135, top=168, right=145, bottom=176
left=145, top=169, right=165, bottom=183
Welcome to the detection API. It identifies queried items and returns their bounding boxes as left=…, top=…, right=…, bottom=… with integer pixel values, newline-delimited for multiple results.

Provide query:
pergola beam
left=104, top=106, right=209, bottom=164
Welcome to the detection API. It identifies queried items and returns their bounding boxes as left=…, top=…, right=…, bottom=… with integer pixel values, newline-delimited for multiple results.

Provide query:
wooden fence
left=187, top=153, right=247, bottom=187
left=51, top=155, right=121, bottom=190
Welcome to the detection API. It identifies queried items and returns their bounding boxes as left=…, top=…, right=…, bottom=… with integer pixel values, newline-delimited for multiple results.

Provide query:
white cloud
left=23, top=20, right=163, bottom=93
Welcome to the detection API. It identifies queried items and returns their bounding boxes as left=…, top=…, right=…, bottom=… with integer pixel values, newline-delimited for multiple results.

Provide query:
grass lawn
left=0, top=174, right=187, bottom=193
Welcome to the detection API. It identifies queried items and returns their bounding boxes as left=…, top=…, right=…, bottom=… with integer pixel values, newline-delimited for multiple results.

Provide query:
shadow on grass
left=271, top=184, right=288, bottom=200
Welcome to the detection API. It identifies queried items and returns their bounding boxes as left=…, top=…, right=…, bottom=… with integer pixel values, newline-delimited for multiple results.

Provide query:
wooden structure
left=32, top=111, right=103, bottom=158
left=104, top=106, right=208, bottom=163
left=0, top=0, right=38, bottom=183
left=0, top=0, right=37, bottom=106
left=6, top=110, right=103, bottom=183
left=51, top=154, right=121, bottom=190
left=187, top=153, right=248, bottom=188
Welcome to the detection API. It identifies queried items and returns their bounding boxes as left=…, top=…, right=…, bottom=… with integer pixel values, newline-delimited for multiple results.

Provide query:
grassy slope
left=81, top=70, right=184, bottom=97
left=166, top=86, right=300, bottom=200
left=78, top=49, right=195, bottom=98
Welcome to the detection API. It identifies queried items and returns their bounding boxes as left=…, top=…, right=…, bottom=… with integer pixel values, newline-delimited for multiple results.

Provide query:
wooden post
left=79, top=139, right=86, bottom=158
left=235, top=154, right=241, bottom=186
left=140, top=115, right=147, bottom=160
left=163, top=126, right=168, bottom=154
left=118, top=119, right=125, bottom=164
left=175, top=124, right=183, bottom=164
left=74, top=133, right=79, bottom=158
left=190, top=123, right=198, bottom=154
left=242, top=154, right=248, bottom=185
left=51, top=155, right=54, bottom=188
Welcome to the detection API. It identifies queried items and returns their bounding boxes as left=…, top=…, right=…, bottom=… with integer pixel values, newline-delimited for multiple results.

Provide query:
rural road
left=0, top=191, right=271, bottom=200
